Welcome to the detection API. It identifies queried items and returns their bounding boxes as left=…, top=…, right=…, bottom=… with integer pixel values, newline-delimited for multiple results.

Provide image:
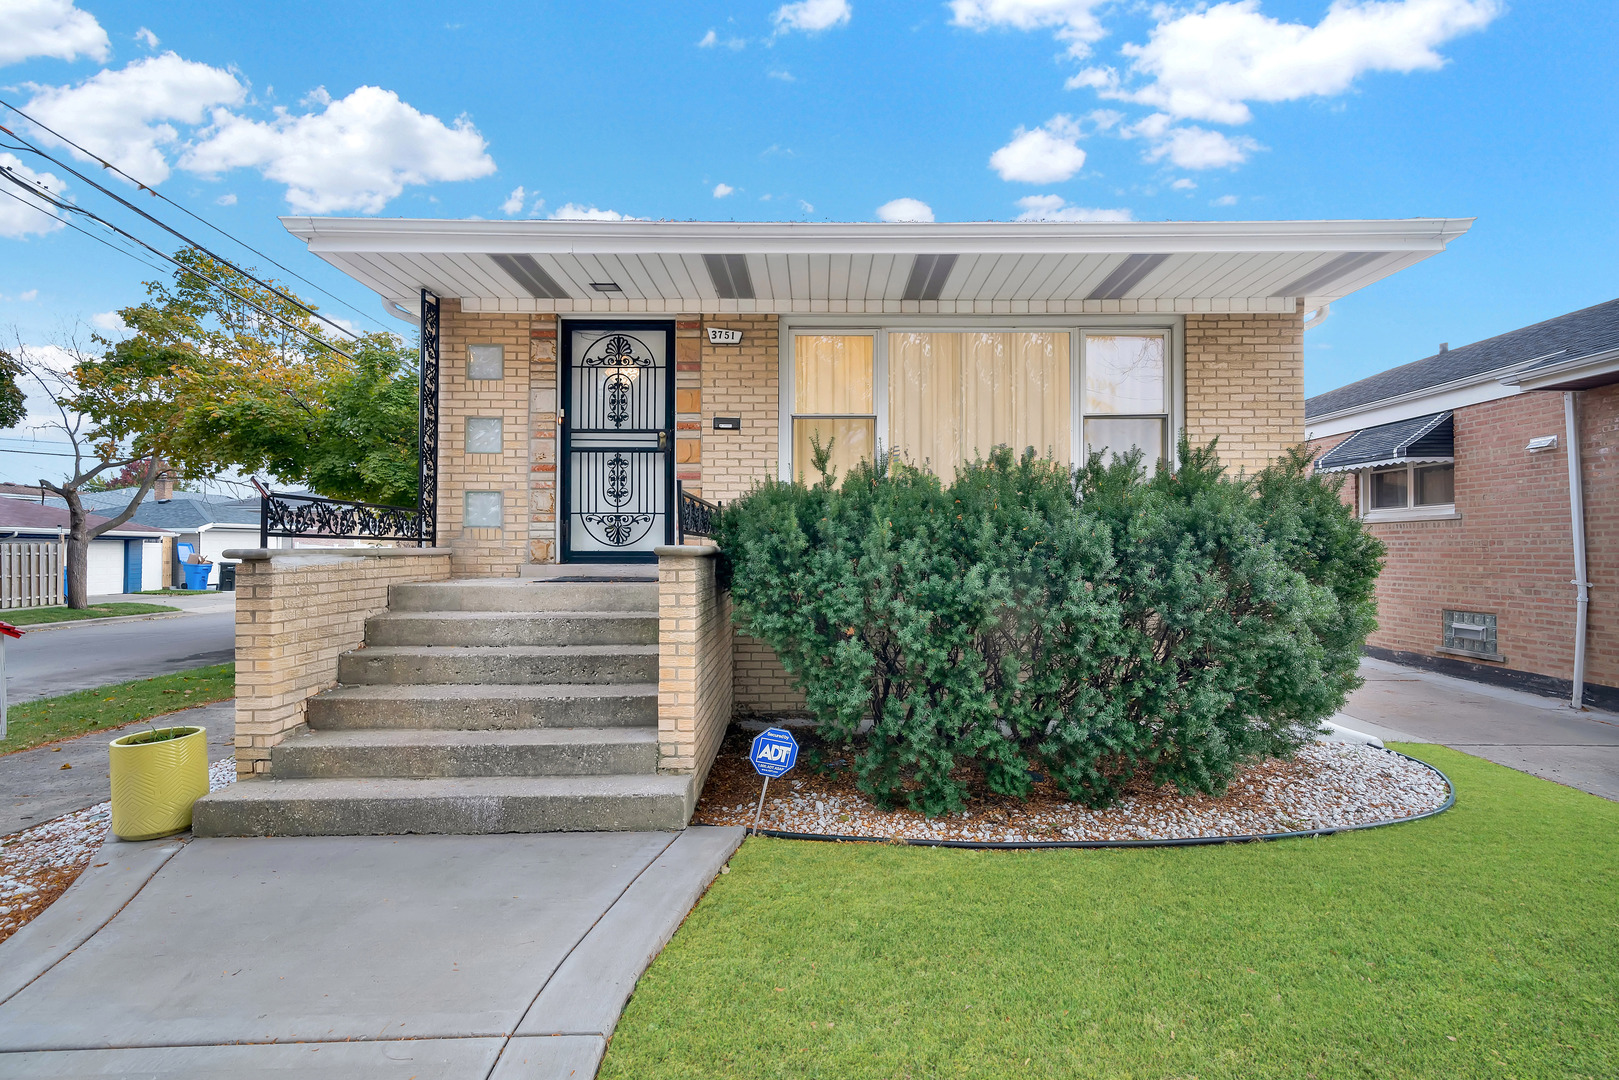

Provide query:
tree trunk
left=64, top=489, right=90, bottom=609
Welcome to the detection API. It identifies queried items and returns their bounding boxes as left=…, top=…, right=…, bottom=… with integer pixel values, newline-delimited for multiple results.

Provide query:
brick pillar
left=655, top=545, right=732, bottom=785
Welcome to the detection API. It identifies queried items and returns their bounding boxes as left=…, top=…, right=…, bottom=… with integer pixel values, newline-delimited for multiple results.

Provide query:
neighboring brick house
left=1306, top=298, right=1619, bottom=709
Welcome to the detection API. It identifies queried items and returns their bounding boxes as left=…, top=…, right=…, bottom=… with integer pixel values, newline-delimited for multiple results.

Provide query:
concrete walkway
left=0, top=826, right=743, bottom=1078
left=1339, top=657, right=1619, bottom=801
left=2, top=702, right=234, bottom=836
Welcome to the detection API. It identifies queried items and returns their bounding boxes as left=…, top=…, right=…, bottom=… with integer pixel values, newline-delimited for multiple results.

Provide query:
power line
left=0, top=168, right=356, bottom=361
left=0, top=109, right=365, bottom=340
left=0, top=186, right=171, bottom=277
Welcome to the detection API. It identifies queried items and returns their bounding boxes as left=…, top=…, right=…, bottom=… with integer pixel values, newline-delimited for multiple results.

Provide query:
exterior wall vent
left=1442, top=609, right=1500, bottom=660
left=703, top=254, right=756, bottom=300
left=902, top=254, right=957, bottom=302
left=1086, top=253, right=1169, bottom=301
left=489, top=254, right=571, bottom=299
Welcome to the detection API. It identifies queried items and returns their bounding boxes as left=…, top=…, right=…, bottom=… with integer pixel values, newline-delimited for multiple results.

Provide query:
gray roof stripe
left=1272, top=251, right=1383, bottom=298
left=1085, top=253, right=1169, bottom=301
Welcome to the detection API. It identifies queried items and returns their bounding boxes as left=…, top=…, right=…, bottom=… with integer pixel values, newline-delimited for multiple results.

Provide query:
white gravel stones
left=0, top=758, right=238, bottom=944
left=693, top=741, right=1451, bottom=844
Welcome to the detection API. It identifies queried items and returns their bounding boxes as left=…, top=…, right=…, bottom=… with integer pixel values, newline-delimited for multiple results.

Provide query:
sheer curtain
left=888, top=331, right=1070, bottom=480
left=792, top=335, right=875, bottom=483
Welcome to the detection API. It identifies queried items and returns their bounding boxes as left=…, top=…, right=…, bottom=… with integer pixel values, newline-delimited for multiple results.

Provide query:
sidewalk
left=1339, top=657, right=1619, bottom=801
left=0, top=827, right=742, bottom=1078
left=2, top=702, right=235, bottom=837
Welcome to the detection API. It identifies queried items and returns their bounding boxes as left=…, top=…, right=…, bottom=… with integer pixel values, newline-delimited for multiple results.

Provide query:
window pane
left=793, top=417, right=875, bottom=484
left=468, top=344, right=504, bottom=380
left=1085, top=335, right=1165, bottom=414
left=887, top=331, right=1070, bottom=479
left=1415, top=464, right=1454, bottom=506
left=794, top=335, right=873, bottom=415
left=1084, top=417, right=1165, bottom=466
left=464, top=490, right=503, bottom=528
left=1370, top=469, right=1408, bottom=509
left=465, top=417, right=503, bottom=455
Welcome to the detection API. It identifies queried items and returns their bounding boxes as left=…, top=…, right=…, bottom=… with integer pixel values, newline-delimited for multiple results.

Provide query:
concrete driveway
left=1339, top=657, right=1619, bottom=801
left=6, top=595, right=235, bottom=703
left=0, top=826, right=742, bottom=1078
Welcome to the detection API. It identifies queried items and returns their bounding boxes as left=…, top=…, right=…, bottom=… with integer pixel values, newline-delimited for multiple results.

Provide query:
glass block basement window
left=1443, top=610, right=1498, bottom=657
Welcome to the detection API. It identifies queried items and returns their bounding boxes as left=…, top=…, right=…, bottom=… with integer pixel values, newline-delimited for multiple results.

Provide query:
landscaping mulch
left=0, top=758, right=237, bottom=946
left=691, top=723, right=1450, bottom=843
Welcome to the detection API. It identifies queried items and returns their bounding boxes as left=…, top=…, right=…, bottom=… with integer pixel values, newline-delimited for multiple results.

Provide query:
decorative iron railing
left=677, top=482, right=720, bottom=541
left=253, top=479, right=427, bottom=547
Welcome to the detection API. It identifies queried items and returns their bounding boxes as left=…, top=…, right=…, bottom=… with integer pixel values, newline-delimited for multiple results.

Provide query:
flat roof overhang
left=281, top=217, right=1474, bottom=317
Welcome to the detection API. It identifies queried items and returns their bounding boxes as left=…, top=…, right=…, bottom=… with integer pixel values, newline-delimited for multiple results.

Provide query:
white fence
left=0, top=541, right=64, bottom=609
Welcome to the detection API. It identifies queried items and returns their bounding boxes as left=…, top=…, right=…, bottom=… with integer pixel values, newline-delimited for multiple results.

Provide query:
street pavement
left=5, top=594, right=235, bottom=703
left=0, top=827, right=743, bottom=1079
left=1339, top=656, right=1619, bottom=801
left=1, top=702, right=234, bottom=836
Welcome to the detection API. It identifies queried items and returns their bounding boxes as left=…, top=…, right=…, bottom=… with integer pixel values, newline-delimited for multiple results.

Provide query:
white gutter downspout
left=1564, top=391, right=1590, bottom=710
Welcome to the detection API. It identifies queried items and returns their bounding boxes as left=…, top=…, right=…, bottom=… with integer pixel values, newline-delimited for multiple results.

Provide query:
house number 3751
left=706, top=327, right=743, bottom=345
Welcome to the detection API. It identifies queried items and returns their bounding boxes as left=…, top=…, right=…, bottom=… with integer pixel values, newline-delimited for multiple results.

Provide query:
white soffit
left=281, top=217, right=1473, bottom=316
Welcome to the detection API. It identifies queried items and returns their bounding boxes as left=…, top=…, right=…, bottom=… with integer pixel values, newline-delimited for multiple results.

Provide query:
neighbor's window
left=888, top=331, right=1070, bottom=480
left=792, top=334, right=875, bottom=483
left=1443, top=609, right=1498, bottom=658
left=1366, top=463, right=1455, bottom=514
left=1082, top=333, right=1168, bottom=465
left=468, top=344, right=505, bottom=380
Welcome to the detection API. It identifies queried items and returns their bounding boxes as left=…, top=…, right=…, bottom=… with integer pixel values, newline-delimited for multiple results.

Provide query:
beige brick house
left=194, top=218, right=1472, bottom=835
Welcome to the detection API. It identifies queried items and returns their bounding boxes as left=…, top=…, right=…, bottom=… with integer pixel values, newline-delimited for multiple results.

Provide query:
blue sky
left=1, top=0, right=1615, bottom=425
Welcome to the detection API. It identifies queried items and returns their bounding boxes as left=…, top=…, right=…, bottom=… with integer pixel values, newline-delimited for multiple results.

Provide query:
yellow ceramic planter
left=108, top=725, right=210, bottom=840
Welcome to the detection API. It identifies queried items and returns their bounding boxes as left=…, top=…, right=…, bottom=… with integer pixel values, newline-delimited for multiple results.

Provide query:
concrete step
left=337, top=645, right=658, bottom=686
left=305, top=684, right=658, bottom=731
left=270, top=728, right=660, bottom=779
left=364, top=610, right=657, bottom=648
left=389, top=579, right=657, bottom=614
left=191, top=774, right=697, bottom=836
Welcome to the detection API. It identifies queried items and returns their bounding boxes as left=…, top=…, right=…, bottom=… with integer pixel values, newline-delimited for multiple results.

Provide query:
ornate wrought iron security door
left=562, top=322, right=675, bottom=561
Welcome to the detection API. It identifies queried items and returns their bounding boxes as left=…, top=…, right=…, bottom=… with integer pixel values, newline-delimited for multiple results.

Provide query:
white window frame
left=1359, top=461, right=1459, bottom=522
left=779, top=316, right=1184, bottom=482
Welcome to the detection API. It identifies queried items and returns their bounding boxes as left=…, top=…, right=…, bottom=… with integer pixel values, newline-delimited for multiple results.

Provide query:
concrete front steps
left=193, top=577, right=693, bottom=837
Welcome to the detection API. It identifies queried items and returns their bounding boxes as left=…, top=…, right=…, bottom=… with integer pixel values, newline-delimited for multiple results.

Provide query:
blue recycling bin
left=181, top=562, right=213, bottom=590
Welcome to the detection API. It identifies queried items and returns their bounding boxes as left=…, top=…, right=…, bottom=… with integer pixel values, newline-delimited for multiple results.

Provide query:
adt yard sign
left=749, top=728, right=798, bottom=778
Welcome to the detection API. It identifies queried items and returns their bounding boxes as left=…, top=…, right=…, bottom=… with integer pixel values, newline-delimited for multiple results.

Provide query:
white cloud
left=180, top=85, right=496, bottom=213
left=767, top=69, right=796, bottom=81
left=502, top=185, right=526, bottom=215
left=989, top=115, right=1087, bottom=183
left=948, top=0, right=1108, bottom=59
left=1130, top=116, right=1261, bottom=168
left=549, top=203, right=645, bottom=221
left=1171, top=177, right=1196, bottom=190
left=23, top=53, right=246, bottom=185
left=18, top=289, right=38, bottom=301
left=773, top=0, right=851, bottom=33
left=1075, top=0, right=1501, bottom=124
left=0, top=0, right=109, bottom=67
left=698, top=29, right=718, bottom=47
left=798, top=199, right=814, bottom=213
left=90, top=310, right=126, bottom=332
left=1211, top=194, right=1240, bottom=206
left=875, top=197, right=934, bottom=222
left=214, top=192, right=236, bottom=205
left=134, top=26, right=159, bottom=49
left=1013, top=194, right=1131, bottom=222
left=0, top=152, right=67, bottom=238
left=712, top=183, right=734, bottom=198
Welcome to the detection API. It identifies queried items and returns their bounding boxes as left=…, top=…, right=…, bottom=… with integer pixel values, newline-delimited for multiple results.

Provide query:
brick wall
left=1306, top=385, right=1618, bottom=699
left=232, top=549, right=452, bottom=776
left=1185, top=309, right=1305, bottom=474
left=655, top=546, right=733, bottom=788
left=700, top=315, right=780, bottom=502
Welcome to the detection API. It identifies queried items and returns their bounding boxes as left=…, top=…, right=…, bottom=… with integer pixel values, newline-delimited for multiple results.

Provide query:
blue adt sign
left=749, top=727, right=799, bottom=778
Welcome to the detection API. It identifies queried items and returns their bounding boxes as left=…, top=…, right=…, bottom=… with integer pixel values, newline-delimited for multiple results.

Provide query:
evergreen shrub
left=714, top=440, right=1383, bottom=816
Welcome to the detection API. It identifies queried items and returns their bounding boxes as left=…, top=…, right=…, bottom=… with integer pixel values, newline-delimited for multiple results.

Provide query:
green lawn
left=2, top=602, right=179, bottom=626
left=1, top=664, right=234, bottom=754
left=601, top=745, right=1617, bottom=1080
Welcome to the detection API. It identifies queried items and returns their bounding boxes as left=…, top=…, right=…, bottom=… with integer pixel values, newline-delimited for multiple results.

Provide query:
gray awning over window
left=1315, top=411, right=1454, bottom=473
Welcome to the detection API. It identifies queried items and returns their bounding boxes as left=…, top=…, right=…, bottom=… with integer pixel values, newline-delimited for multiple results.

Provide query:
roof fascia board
left=1500, top=345, right=1619, bottom=389
left=281, top=217, right=1474, bottom=258
left=1305, top=378, right=1523, bottom=440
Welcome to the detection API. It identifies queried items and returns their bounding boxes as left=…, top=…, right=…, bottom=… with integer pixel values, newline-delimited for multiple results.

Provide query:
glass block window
left=465, top=417, right=503, bottom=455
left=468, top=344, right=505, bottom=380
left=1443, top=609, right=1497, bottom=657
left=464, top=490, right=503, bottom=529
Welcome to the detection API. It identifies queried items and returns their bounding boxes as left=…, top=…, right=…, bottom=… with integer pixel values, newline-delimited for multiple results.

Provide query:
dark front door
left=561, top=321, right=675, bottom=562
